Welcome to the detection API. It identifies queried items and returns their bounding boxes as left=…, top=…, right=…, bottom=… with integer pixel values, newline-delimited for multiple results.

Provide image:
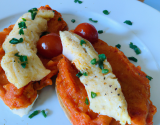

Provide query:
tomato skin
left=74, top=23, right=98, bottom=43
left=37, top=33, right=62, bottom=59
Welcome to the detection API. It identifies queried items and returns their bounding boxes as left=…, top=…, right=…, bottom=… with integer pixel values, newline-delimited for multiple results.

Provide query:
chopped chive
left=19, top=28, right=24, bottom=35
left=15, top=53, right=20, bottom=57
left=28, top=8, right=38, bottom=20
left=128, top=57, right=137, bottom=62
left=124, top=20, right=132, bottom=25
left=41, top=110, right=47, bottom=118
left=19, top=55, right=27, bottom=62
left=83, top=72, right=88, bottom=76
left=98, top=54, right=106, bottom=61
left=98, top=60, right=104, bottom=69
left=74, top=0, right=83, bottom=4
left=91, top=92, right=97, bottom=98
left=22, top=18, right=26, bottom=21
left=74, top=0, right=79, bottom=3
left=102, top=69, right=109, bottom=74
left=15, top=53, right=28, bottom=68
left=129, top=42, right=141, bottom=55
left=78, top=1, right=82, bottom=4
left=146, top=75, right=153, bottom=81
left=98, top=30, right=103, bottom=34
left=89, top=18, right=98, bottom=23
left=80, top=39, right=86, bottom=46
left=91, top=58, right=97, bottom=65
left=28, top=110, right=40, bottom=119
left=31, top=12, right=37, bottom=20
left=85, top=97, right=89, bottom=105
left=115, top=44, right=121, bottom=49
left=103, top=10, right=110, bottom=15
left=52, top=10, right=55, bottom=12
left=58, top=17, right=62, bottom=21
left=21, top=62, right=27, bottom=68
left=9, top=38, right=23, bottom=44
left=71, top=19, right=76, bottom=23
left=18, top=21, right=27, bottom=29
left=76, top=71, right=83, bottom=78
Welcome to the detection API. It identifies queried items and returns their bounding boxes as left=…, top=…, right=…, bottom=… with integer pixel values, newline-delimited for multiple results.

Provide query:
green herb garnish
left=28, top=110, right=40, bottom=119
left=91, top=58, right=97, bottom=65
left=83, top=72, right=88, bottom=76
left=78, top=1, right=82, bottom=4
left=74, top=0, right=83, bottom=4
left=28, top=8, right=38, bottom=20
left=97, top=54, right=106, bottom=69
left=76, top=71, right=83, bottom=78
left=98, top=54, right=106, bottom=61
left=146, top=75, right=153, bottom=81
left=80, top=39, right=86, bottom=46
left=91, top=92, right=97, bottom=98
left=129, top=42, right=141, bottom=55
left=97, top=60, right=104, bottom=69
left=18, top=21, right=27, bottom=29
left=58, top=17, right=62, bottom=21
left=9, top=38, right=23, bottom=44
left=128, top=57, right=137, bottom=62
left=19, top=28, right=24, bottom=35
left=124, top=20, right=132, bottom=25
left=76, top=71, right=88, bottom=78
left=22, top=18, right=26, bottom=21
left=103, top=10, right=110, bottom=15
left=18, top=21, right=27, bottom=35
left=98, top=30, right=103, bottom=34
left=71, top=19, right=76, bottom=23
left=115, top=44, right=121, bottom=49
left=41, top=110, right=47, bottom=118
left=102, top=69, right=109, bottom=74
left=89, top=18, right=98, bottom=23
left=15, top=53, right=28, bottom=68
left=85, top=97, right=89, bottom=105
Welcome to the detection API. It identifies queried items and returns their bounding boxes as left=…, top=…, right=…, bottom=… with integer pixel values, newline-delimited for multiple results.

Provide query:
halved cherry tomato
left=74, top=23, right=98, bottom=44
left=37, top=33, right=62, bottom=59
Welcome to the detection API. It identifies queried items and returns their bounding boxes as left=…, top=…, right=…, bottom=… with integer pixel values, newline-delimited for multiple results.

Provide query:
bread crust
left=56, top=85, right=72, bottom=124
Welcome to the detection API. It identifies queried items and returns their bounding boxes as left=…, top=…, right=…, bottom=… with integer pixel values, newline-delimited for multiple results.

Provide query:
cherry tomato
left=37, top=33, right=62, bottom=59
left=74, top=23, right=98, bottom=43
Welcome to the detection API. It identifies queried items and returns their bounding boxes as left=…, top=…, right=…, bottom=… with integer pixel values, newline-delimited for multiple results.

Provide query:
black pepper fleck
left=118, top=94, right=120, bottom=96
left=85, top=84, right=88, bottom=86
left=104, top=77, right=105, bottom=80
left=83, top=48, right=87, bottom=53
left=111, top=92, right=112, bottom=93
left=109, top=85, right=112, bottom=87
left=105, top=93, right=106, bottom=95
left=95, top=76, right=97, bottom=78
left=115, top=88, right=117, bottom=91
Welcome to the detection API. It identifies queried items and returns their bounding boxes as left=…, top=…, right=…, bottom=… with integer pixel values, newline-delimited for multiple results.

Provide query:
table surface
left=144, top=0, right=160, bottom=11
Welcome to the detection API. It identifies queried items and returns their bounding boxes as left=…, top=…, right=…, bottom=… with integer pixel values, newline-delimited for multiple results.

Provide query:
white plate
left=0, top=0, right=160, bottom=125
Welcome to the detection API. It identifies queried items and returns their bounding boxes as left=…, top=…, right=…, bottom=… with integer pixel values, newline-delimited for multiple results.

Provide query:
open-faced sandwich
left=56, top=23, right=157, bottom=125
left=0, top=5, right=67, bottom=117
left=0, top=4, right=157, bottom=125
